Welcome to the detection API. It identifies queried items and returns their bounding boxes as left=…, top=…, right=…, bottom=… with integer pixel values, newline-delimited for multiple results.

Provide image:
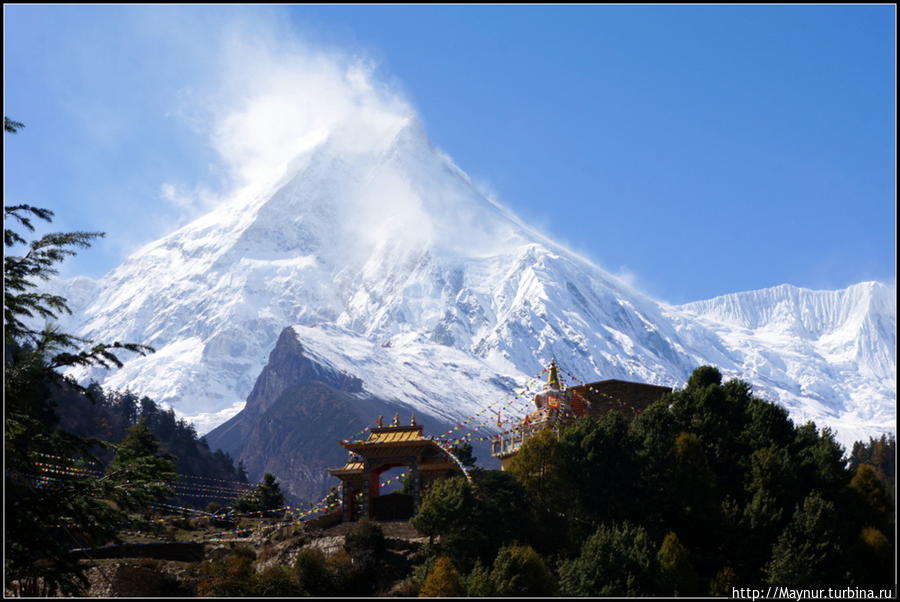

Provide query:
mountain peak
left=55, top=113, right=894, bottom=449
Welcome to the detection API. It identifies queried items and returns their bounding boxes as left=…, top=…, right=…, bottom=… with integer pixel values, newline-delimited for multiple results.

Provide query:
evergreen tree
left=419, top=556, right=464, bottom=597
left=764, top=492, right=842, bottom=586
left=449, top=441, right=478, bottom=468
left=850, top=527, right=892, bottom=588
left=412, top=476, right=475, bottom=544
left=235, top=472, right=285, bottom=513
left=849, top=464, right=892, bottom=532
left=105, top=421, right=176, bottom=512
left=506, top=428, right=570, bottom=514
left=657, top=532, right=697, bottom=596
left=559, top=410, right=642, bottom=526
left=465, top=561, right=494, bottom=597
left=5, top=116, right=25, bottom=133
left=257, top=472, right=285, bottom=510
left=489, top=544, right=556, bottom=596
left=5, top=124, right=158, bottom=594
left=559, top=521, right=661, bottom=596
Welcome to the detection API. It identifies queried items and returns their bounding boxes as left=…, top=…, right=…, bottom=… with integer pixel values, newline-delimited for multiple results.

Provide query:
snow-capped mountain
left=55, top=116, right=895, bottom=450
left=675, top=282, right=896, bottom=445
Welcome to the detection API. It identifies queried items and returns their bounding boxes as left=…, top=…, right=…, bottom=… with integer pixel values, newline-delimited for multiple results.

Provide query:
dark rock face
left=206, top=328, right=404, bottom=503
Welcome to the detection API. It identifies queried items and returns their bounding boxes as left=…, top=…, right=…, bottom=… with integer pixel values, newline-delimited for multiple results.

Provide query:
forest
left=406, top=367, right=896, bottom=596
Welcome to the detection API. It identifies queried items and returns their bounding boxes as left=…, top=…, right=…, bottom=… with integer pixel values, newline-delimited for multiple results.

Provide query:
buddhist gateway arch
left=326, top=360, right=672, bottom=522
left=327, top=414, right=460, bottom=522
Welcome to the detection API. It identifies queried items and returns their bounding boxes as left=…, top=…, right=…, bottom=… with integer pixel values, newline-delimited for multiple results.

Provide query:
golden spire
left=546, top=358, right=561, bottom=390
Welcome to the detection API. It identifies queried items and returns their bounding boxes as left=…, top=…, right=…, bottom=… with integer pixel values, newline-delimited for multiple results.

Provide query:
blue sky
left=4, top=5, right=895, bottom=304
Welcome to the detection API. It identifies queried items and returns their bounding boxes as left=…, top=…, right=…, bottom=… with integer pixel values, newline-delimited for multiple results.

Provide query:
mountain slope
left=54, top=116, right=894, bottom=452
left=675, top=281, right=896, bottom=444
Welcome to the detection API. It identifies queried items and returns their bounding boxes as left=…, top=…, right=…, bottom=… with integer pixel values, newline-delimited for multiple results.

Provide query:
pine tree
left=419, top=556, right=464, bottom=597
left=465, top=561, right=494, bottom=597
left=235, top=472, right=285, bottom=513
left=657, top=532, right=697, bottom=596
left=850, top=527, right=892, bottom=588
left=849, top=464, right=892, bottom=531
left=4, top=119, right=158, bottom=596
left=489, top=544, right=556, bottom=596
left=450, top=441, right=478, bottom=468
left=559, top=521, right=662, bottom=596
left=764, top=492, right=841, bottom=586
left=257, top=472, right=285, bottom=510
left=105, top=422, right=176, bottom=512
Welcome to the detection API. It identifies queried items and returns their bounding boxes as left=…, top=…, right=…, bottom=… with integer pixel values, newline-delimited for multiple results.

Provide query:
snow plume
left=176, top=12, right=414, bottom=191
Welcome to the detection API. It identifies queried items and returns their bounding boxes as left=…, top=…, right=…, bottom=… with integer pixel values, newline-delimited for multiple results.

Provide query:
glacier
left=46, top=115, right=894, bottom=451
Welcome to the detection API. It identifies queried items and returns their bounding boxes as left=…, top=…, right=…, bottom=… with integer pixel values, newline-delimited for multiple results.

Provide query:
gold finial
left=410, top=413, right=417, bottom=426
left=376, top=415, right=383, bottom=428
left=392, top=413, right=400, bottom=427
left=547, top=358, right=561, bottom=390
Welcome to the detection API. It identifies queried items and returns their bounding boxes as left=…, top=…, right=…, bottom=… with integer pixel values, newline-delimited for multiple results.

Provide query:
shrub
left=295, top=548, right=333, bottom=596
left=196, top=551, right=255, bottom=596
left=252, top=566, right=301, bottom=597
left=344, top=518, right=387, bottom=560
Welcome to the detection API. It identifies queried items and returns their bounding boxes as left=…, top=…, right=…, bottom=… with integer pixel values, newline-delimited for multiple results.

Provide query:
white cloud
left=174, top=14, right=414, bottom=192
left=159, top=182, right=219, bottom=220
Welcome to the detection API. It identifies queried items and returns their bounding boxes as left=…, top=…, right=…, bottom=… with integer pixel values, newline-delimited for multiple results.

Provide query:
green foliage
left=252, top=566, right=301, bottom=597
left=258, top=472, right=285, bottom=509
left=344, top=517, right=387, bottom=560
left=465, top=561, right=494, bottom=597
left=412, top=476, right=475, bottom=548
left=355, top=367, right=892, bottom=596
left=450, top=441, right=478, bottom=468
left=764, top=492, right=842, bottom=586
left=559, top=521, right=661, bottom=596
left=196, top=549, right=256, bottom=596
left=849, top=434, right=896, bottom=498
left=105, top=422, right=176, bottom=512
left=657, top=532, right=697, bottom=596
left=507, top=428, right=571, bottom=513
left=850, top=527, right=892, bottom=588
left=53, top=385, right=245, bottom=506
left=419, top=556, right=464, bottom=597
left=506, top=427, right=579, bottom=553
left=412, top=471, right=536, bottom=572
left=489, top=544, right=556, bottom=596
left=295, top=548, right=334, bottom=597
left=5, top=116, right=25, bottom=133
left=686, top=365, right=722, bottom=390
left=672, top=432, right=715, bottom=500
left=3, top=146, right=167, bottom=595
left=235, top=472, right=285, bottom=514
left=557, top=411, right=641, bottom=525
left=849, top=464, right=892, bottom=531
